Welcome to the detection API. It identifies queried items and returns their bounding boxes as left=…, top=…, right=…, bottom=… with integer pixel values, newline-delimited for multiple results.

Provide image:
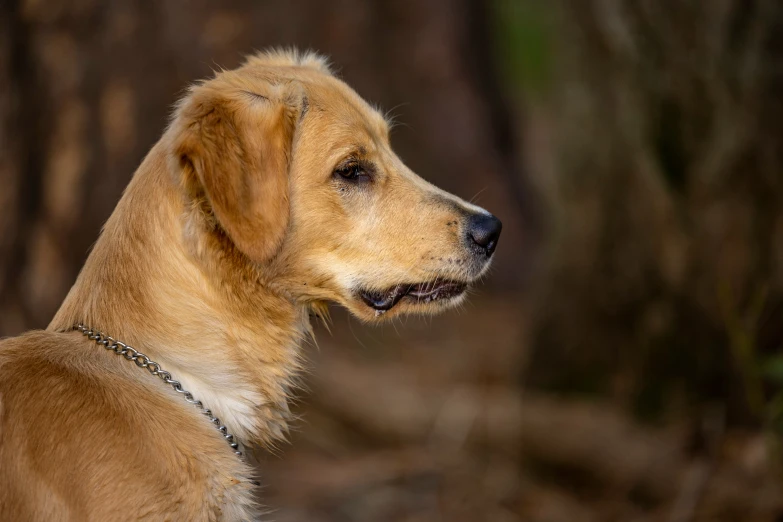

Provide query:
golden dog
left=0, top=49, right=502, bottom=521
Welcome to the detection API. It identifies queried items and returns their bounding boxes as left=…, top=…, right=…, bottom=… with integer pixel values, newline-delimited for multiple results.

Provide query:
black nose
left=467, top=213, right=502, bottom=256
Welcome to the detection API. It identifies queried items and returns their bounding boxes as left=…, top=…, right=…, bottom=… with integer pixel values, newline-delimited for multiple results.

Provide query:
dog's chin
left=349, top=278, right=470, bottom=321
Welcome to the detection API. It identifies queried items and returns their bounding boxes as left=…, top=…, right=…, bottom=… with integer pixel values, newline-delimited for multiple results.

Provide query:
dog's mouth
left=358, top=279, right=468, bottom=312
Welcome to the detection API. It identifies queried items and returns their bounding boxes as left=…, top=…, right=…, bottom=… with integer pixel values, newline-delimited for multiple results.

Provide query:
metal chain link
left=73, top=324, right=243, bottom=459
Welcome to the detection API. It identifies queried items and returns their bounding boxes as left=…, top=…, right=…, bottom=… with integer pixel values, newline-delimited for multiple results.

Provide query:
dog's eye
left=334, top=163, right=370, bottom=182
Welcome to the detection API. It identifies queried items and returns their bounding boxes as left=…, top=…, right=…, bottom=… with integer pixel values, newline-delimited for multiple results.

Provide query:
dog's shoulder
left=0, top=331, right=261, bottom=521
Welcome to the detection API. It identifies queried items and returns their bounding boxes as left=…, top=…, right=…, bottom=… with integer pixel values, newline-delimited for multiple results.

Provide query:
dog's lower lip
left=359, top=285, right=408, bottom=311
left=359, top=280, right=467, bottom=311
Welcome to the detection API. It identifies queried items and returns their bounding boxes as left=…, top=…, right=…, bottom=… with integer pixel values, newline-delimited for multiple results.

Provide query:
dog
left=0, top=49, right=502, bottom=521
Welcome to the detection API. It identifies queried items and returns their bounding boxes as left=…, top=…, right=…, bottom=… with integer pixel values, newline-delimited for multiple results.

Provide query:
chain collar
left=73, top=324, right=244, bottom=459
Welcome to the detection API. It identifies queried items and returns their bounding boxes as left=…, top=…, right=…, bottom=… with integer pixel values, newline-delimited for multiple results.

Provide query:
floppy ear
left=172, top=87, right=296, bottom=262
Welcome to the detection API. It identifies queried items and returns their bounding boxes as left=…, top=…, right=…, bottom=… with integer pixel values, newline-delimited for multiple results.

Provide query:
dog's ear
left=172, top=86, right=297, bottom=263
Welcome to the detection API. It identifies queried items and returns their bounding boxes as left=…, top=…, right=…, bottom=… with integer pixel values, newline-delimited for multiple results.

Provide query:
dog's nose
left=467, top=213, right=502, bottom=256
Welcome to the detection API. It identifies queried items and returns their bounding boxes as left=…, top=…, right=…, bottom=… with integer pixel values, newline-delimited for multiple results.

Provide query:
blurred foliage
left=525, top=0, right=783, bottom=437
left=762, top=356, right=783, bottom=389
left=492, top=0, right=553, bottom=96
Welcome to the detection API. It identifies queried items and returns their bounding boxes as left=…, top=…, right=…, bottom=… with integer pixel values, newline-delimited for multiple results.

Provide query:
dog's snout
left=466, top=213, right=502, bottom=256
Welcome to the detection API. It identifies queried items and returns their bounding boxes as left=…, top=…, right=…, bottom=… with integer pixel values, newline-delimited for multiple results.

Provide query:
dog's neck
left=50, top=143, right=309, bottom=447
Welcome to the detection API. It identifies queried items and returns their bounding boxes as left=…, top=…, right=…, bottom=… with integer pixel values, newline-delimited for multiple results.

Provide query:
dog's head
left=170, top=50, right=501, bottom=322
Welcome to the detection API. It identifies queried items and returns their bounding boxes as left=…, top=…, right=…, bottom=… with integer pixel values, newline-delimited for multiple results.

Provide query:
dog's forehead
left=304, top=76, right=388, bottom=134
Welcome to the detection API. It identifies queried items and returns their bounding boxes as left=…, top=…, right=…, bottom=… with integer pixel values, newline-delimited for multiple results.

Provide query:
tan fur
left=0, top=49, right=497, bottom=521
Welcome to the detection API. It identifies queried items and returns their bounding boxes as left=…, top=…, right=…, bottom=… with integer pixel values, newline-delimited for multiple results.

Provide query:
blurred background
left=2, top=0, right=783, bottom=520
